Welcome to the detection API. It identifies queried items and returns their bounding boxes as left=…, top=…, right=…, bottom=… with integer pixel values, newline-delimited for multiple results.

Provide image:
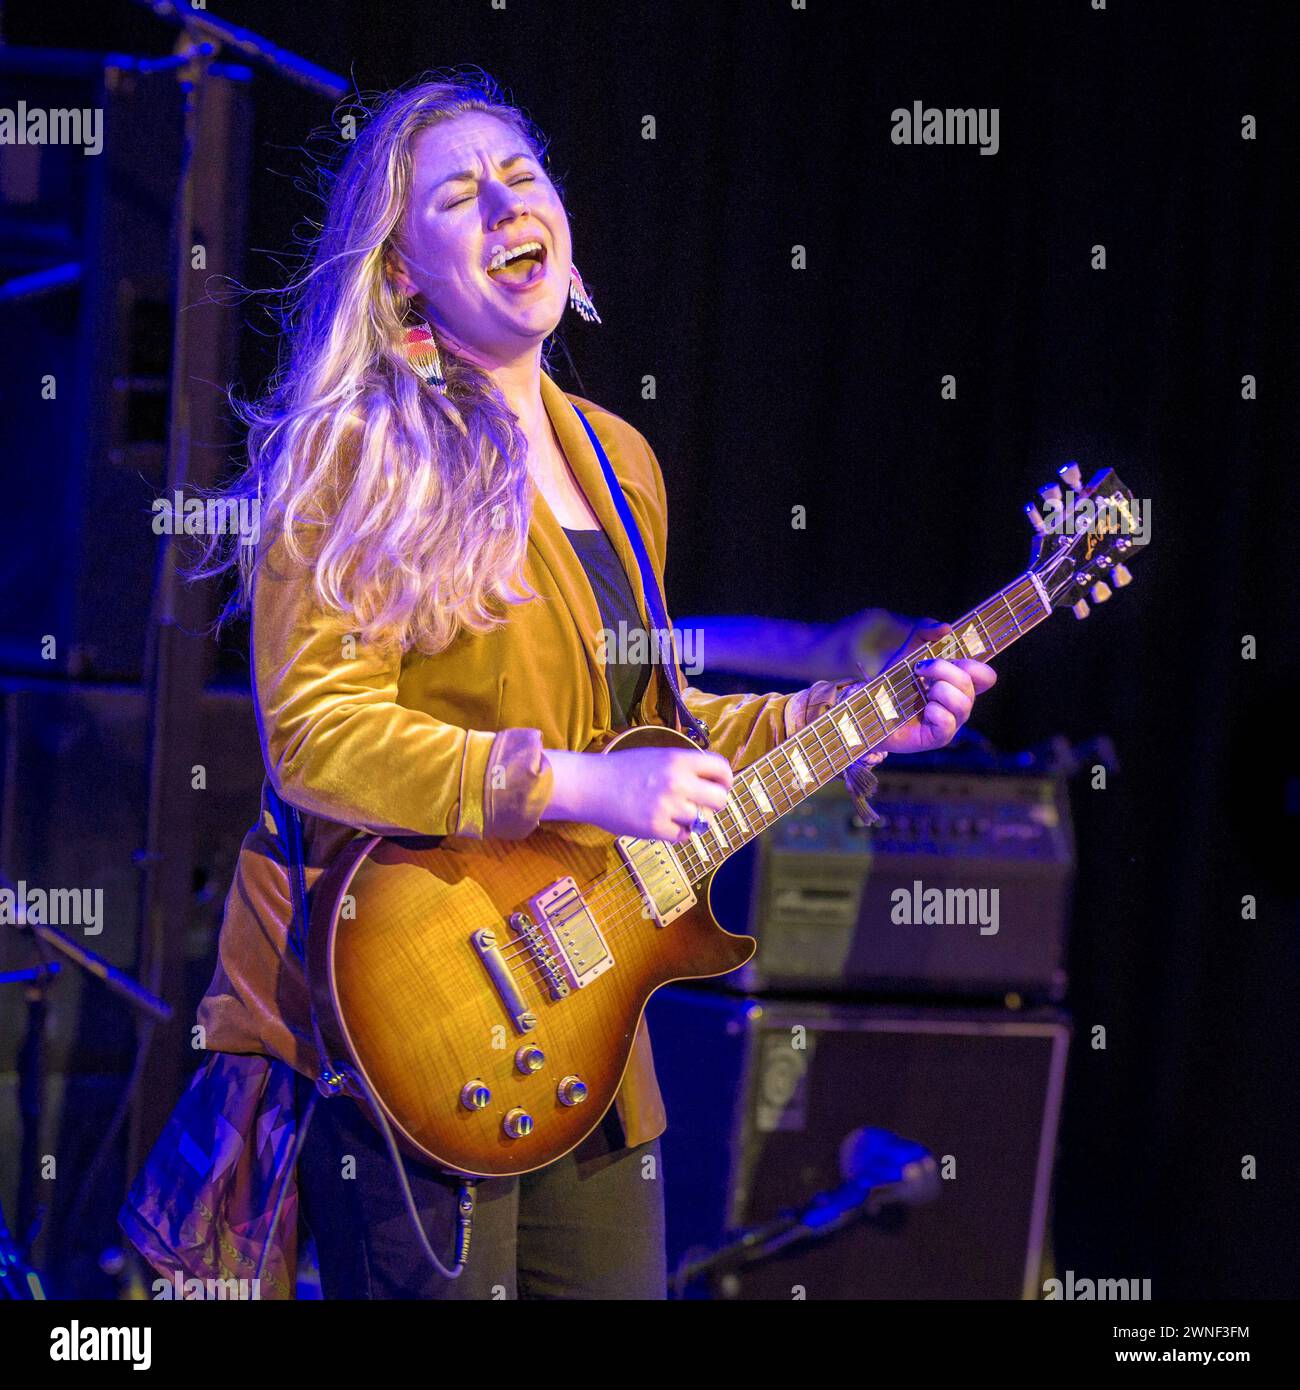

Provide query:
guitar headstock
left=1025, top=462, right=1150, bottom=619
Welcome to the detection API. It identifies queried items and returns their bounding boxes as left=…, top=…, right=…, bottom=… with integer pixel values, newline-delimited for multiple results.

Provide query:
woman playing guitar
left=122, top=72, right=995, bottom=1300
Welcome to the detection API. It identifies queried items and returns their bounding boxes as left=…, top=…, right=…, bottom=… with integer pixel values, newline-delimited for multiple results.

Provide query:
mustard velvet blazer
left=197, top=369, right=846, bottom=1148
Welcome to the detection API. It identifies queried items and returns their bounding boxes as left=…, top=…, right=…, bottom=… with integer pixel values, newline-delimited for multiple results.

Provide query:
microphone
left=671, top=1126, right=941, bottom=1292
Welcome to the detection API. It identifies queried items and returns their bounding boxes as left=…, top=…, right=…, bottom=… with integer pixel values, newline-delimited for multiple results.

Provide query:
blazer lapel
left=531, top=372, right=655, bottom=729
left=541, top=373, right=652, bottom=626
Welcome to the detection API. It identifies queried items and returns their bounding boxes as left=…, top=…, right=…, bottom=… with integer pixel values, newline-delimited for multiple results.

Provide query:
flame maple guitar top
left=306, top=724, right=755, bottom=1178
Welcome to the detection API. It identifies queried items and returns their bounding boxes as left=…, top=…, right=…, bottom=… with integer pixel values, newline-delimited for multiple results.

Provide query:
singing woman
left=120, top=72, right=995, bottom=1300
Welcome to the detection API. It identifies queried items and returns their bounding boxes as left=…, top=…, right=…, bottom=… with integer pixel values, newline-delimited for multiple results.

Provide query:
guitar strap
left=570, top=401, right=881, bottom=824
left=266, top=782, right=309, bottom=966
left=568, top=400, right=710, bottom=750
left=266, top=784, right=339, bottom=1092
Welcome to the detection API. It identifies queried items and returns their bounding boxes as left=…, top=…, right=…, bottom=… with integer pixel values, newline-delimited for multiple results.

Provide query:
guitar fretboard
left=675, top=572, right=1052, bottom=884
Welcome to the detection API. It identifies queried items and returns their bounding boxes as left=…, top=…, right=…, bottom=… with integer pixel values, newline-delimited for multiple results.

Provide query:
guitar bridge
left=512, top=877, right=613, bottom=1000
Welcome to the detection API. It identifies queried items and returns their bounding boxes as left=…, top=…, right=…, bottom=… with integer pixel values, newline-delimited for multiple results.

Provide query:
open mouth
left=487, top=241, right=547, bottom=287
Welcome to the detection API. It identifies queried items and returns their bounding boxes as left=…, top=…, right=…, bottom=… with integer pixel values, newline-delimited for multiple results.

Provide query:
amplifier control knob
left=502, top=1108, right=534, bottom=1139
left=515, top=1045, right=546, bottom=1074
left=557, top=1076, right=588, bottom=1107
left=460, top=1081, right=491, bottom=1111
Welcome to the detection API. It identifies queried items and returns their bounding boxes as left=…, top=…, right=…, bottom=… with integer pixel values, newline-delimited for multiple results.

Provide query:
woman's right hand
left=541, top=746, right=734, bottom=843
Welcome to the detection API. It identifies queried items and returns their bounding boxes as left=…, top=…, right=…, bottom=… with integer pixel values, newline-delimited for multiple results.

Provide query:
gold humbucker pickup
left=521, top=877, right=614, bottom=995
left=615, top=837, right=697, bottom=928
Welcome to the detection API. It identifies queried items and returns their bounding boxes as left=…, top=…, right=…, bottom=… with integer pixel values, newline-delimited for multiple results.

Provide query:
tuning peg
left=1112, top=563, right=1132, bottom=587
left=1059, top=461, right=1083, bottom=490
left=1039, top=482, right=1063, bottom=506
left=1090, top=580, right=1112, bottom=604
left=1025, top=502, right=1048, bottom=534
left=1072, top=598, right=1090, bottom=620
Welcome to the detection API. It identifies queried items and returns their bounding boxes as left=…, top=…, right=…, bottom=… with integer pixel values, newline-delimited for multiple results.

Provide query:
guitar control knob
left=460, top=1080, right=491, bottom=1111
left=1090, top=580, right=1112, bottom=604
left=515, top=1045, right=546, bottom=1074
left=1072, top=598, right=1090, bottom=621
left=502, top=1108, right=534, bottom=1139
left=1112, top=563, right=1132, bottom=587
left=557, top=1076, right=588, bottom=1107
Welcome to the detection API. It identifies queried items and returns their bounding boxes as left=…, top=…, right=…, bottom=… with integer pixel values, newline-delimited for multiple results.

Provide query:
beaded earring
left=568, top=264, right=601, bottom=324
left=401, top=320, right=447, bottom=391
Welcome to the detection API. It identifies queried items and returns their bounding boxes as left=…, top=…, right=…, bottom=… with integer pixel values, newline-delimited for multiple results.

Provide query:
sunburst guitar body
left=307, top=723, right=752, bottom=1178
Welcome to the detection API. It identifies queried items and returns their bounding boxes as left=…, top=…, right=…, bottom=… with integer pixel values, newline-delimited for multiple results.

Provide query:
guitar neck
left=677, top=571, right=1054, bottom=886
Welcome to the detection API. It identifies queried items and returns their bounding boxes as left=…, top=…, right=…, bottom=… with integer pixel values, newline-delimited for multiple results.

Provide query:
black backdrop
left=7, top=0, right=1297, bottom=1298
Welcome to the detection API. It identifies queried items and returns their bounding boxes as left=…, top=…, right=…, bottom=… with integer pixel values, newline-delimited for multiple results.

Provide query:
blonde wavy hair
left=198, top=71, right=567, bottom=655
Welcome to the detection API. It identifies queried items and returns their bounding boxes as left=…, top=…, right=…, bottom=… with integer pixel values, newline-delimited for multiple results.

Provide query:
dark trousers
left=293, top=1072, right=666, bottom=1299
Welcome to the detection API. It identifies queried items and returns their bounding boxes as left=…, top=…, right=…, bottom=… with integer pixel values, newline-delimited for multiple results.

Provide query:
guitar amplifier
left=646, top=986, right=1070, bottom=1299
left=710, top=768, right=1074, bottom=1000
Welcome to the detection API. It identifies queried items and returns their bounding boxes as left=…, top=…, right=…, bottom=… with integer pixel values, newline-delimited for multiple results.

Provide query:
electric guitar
left=307, top=462, right=1148, bottom=1177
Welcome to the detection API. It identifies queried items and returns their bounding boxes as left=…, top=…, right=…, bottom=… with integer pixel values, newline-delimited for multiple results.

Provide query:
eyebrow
left=432, top=152, right=535, bottom=192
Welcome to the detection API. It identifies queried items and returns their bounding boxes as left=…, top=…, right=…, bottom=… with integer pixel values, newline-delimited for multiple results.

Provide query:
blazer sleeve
left=638, top=435, right=857, bottom=771
left=251, top=533, right=553, bottom=840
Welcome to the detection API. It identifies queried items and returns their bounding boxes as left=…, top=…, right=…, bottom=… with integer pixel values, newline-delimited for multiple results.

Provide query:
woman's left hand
left=876, top=655, right=997, bottom=755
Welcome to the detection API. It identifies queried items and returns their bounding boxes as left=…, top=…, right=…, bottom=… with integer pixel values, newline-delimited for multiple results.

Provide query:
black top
left=562, top=525, right=653, bottom=731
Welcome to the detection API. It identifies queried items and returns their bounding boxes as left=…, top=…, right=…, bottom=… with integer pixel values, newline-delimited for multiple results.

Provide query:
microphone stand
left=0, top=874, right=171, bottom=1298
left=671, top=1132, right=942, bottom=1297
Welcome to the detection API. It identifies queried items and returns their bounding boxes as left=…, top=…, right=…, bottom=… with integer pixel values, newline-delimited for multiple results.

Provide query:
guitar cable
left=347, top=1063, right=479, bottom=1282
left=253, top=1060, right=478, bottom=1288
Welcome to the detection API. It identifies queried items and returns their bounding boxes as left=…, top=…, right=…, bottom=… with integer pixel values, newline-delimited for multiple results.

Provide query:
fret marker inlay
left=872, top=686, right=898, bottom=722
left=748, top=775, right=773, bottom=815
left=836, top=710, right=863, bottom=748
left=961, top=623, right=987, bottom=656
left=788, top=747, right=812, bottom=786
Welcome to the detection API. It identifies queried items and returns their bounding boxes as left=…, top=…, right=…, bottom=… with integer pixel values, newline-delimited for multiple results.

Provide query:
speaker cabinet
left=648, top=986, right=1069, bottom=1299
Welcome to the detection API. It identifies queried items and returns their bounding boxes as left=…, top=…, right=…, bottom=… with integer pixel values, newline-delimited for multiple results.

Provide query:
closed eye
left=444, top=174, right=537, bottom=210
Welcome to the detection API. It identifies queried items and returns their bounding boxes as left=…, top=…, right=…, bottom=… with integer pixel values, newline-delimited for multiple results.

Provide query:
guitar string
left=496, top=658, right=1018, bottom=994
left=493, top=579, right=1041, bottom=972
left=489, top=586, right=1043, bottom=989
left=598, top=579, right=1041, bottom=901
left=492, top=586, right=1042, bottom=988
left=491, top=585, right=1043, bottom=984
